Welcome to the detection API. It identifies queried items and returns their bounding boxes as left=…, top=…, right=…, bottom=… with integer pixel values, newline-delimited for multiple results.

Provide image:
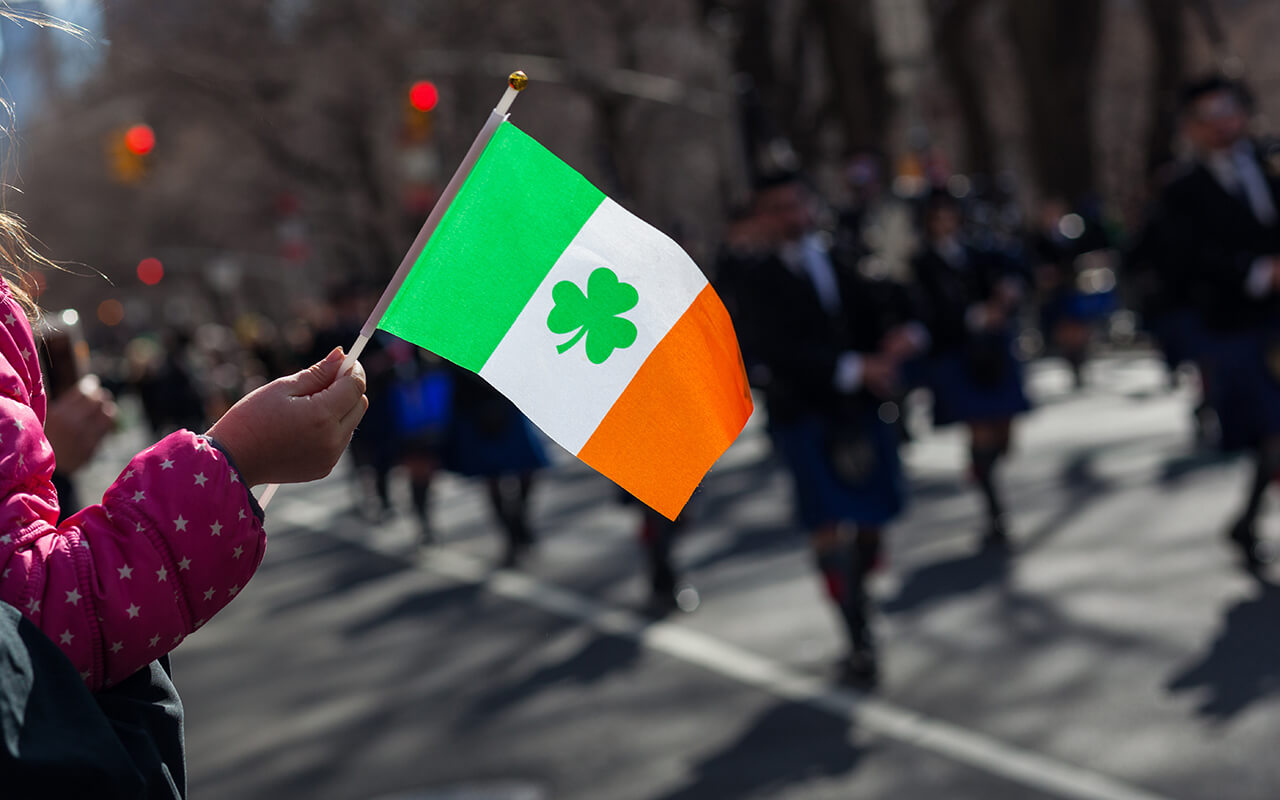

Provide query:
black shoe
left=646, top=582, right=700, bottom=617
left=1071, top=361, right=1086, bottom=390
left=839, top=646, right=879, bottom=689
left=500, top=537, right=532, bottom=568
left=982, top=518, right=1011, bottom=551
left=1228, top=519, right=1268, bottom=572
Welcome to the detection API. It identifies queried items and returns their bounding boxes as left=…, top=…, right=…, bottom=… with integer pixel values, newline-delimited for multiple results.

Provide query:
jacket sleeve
left=0, top=294, right=265, bottom=690
left=1161, top=180, right=1267, bottom=309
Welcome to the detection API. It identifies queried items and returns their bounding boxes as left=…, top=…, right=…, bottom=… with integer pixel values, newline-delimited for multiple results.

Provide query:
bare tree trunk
left=809, top=0, right=891, bottom=156
left=934, top=0, right=996, bottom=178
left=731, top=0, right=777, bottom=108
left=1005, top=0, right=1103, bottom=204
left=1141, top=0, right=1187, bottom=172
left=1188, top=0, right=1229, bottom=60
left=720, top=0, right=793, bottom=179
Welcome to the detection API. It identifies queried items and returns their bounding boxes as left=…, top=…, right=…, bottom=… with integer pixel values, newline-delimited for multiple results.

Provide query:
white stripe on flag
left=479, top=198, right=708, bottom=453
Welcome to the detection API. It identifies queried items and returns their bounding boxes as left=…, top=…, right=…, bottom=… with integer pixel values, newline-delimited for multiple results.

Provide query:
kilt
left=1148, top=308, right=1205, bottom=371
left=443, top=404, right=549, bottom=477
left=1200, top=328, right=1280, bottom=451
left=769, top=411, right=905, bottom=530
left=927, top=335, right=1031, bottom=427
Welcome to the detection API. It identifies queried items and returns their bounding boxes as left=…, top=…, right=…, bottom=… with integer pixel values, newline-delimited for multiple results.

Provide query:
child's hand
left=206, top=347, right=368, bottom=487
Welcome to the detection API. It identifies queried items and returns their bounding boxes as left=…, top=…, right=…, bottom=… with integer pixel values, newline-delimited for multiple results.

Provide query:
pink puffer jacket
left=0, top=281, right=265, bottom=690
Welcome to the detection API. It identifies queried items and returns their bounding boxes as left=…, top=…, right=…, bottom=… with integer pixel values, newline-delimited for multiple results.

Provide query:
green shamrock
left=546, top=267, right=639, bottom=365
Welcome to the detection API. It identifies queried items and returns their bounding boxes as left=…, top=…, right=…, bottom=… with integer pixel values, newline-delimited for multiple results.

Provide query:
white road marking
left=274, top=496, right=1174, bottom=800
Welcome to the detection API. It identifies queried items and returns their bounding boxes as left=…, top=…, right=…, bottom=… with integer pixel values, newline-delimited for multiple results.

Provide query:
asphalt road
left=94, top=352, right=1278, bottom=800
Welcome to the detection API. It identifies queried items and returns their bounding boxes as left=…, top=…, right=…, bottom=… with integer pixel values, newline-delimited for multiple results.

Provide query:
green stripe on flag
left=379, top=121, right=606, bottom=372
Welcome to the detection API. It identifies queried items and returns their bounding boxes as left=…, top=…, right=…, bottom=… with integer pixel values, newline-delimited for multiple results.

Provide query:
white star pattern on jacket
left=0, top=280, right=267, bottom=693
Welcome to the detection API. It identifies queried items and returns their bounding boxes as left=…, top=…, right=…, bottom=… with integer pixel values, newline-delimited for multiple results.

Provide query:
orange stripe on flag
left=577, top=284, right=754, bottom=520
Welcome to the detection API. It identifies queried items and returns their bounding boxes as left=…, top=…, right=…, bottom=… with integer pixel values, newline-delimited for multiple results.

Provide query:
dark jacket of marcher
left=1156, top=145, right=1280, bottom=333
left=727, top=244, right=915, bottom=426
left=910, top=244, right=1023, bottom=355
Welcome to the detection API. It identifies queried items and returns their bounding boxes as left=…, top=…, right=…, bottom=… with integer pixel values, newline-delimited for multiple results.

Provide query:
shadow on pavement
left=882, top=547, right=1013, bottom=616
left=647, top=702, right=861, bottom=800
left=1016, top=446, right=1117, bottom=554
left=1157, top=448, right=1234, bottom=485
left=1166, top=578, right=1280, bottom=721
left=259, top=534, right=417, bottom=618
left=682, top=521, right=795, bottom=573
left=337, top=580, right=489, bottom=642
left=464, top=634, right=644, bottom=724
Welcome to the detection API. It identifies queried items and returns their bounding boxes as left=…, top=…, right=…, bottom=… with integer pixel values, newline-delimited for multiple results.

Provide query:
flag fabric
left=378, top=120, right=753, bottom=519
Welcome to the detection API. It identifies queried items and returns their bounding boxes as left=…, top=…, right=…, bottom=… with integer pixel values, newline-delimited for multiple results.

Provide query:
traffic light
left=108, top=124, right=155, bottom=183
left=404, top=80, right=437, bottom=143
left=124, top=124, right=155, bottom=155
left=408, top=80, right=438, bottom=113
left=136, top=257, right=164, bottom=285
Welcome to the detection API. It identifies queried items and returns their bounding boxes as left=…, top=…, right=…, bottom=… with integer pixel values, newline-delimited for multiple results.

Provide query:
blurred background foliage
left=2, top=0, right=1277, bottom=347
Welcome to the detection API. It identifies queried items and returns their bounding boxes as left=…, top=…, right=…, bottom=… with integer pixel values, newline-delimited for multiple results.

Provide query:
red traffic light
left=137, top=257, right=164, bottom=285
left=124, top=124, right=155, bottom=156
left=408, top=80, right=438, bottom=113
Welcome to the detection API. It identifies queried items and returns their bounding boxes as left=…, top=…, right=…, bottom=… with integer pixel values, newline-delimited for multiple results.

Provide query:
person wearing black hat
left=1153, top=74, right=1280, bottom=570
left=729, top=170, right=926, bottom=687
left=910, top=189, right=1031, bottom=549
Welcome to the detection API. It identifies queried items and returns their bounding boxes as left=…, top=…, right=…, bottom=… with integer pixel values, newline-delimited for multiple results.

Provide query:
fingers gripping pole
left=258, top=334, right=367, bottom=509
left=257, top=337, right=361, bottom=510
left=341, top=333, right=370, bottom=376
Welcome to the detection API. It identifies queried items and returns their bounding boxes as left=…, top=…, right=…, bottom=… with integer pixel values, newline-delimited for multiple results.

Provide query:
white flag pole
left=258, top=71, right=529, bottom=510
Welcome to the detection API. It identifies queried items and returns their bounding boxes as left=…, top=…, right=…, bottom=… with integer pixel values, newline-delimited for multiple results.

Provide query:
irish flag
left=377, top=120, right=753, bottom=519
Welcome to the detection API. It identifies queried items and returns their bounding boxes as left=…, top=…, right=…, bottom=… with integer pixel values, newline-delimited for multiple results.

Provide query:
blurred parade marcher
left=1027, top=196, right=1117, bottom=388
left=617, top=489, right=699, bottom=616
left=386, top=341, right=452, bottom=544
left=833, top=148, right=918, bottom=284
left=311, top=281, right=398, bottom=520
left=1125, top=159, right=1215, bottom=443
left=34, top=312, right=118, bottom=520
left=43, top=376, right=116, bottom=522
left=711, top=203, right=770, bottom=323
left=912, top=189, right=1031, bottom=549
left=1153, top=74, right=1280, bottom=570
left=135, top=330, right=206, bottom=438
left=731, top=170, right=926, bottom=687
left=443, top=366, right=548, bottom=567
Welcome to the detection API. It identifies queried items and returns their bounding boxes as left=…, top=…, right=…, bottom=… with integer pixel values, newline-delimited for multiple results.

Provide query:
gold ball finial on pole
left=496, top=71, right=528, bottom=115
